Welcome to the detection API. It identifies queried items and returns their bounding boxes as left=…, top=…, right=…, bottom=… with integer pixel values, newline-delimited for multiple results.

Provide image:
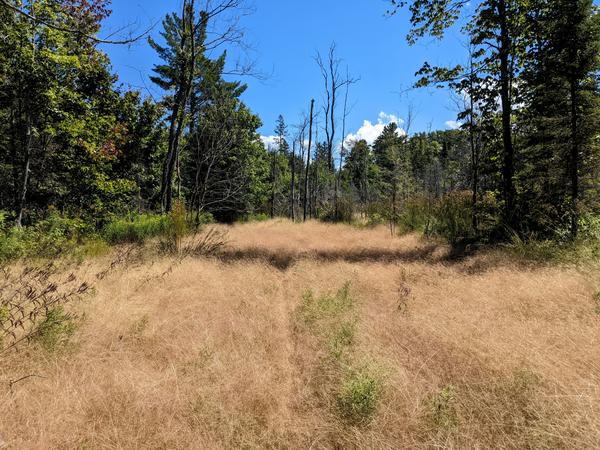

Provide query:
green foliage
left=337, top=365, right=384, bottom=425
left=429, top=385, right=458, bottom=429
left=320, top=196, right=355, bottom=223
left=397, top=197, right=430, bottom=233
left=429, top=191, right=474, bottom=245
left=300, top=282, right=353, bottom=325
left=33, top=307, right=78, bottom=352
left=237, top=212, right=270, bottom=223
left=329, top=320, right=357, bottom=360
left=170, top=200, right=188, bottom=252
left=0, top=210, right=91, bottom=261
left=103, top=214, right=172, bottom=244
left=297, top=283, right=386, bottom=426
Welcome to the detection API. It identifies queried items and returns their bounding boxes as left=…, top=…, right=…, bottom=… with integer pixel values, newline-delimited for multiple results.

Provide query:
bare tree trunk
left=15, top=0, right=36, bottom=227
left=290, top=141, right=296, bottom=221
left=160, top=0, right=195, bottom=213
left=468, top=47, right=479, bottom=234
left=328, top=53, right=336, bottom=171
left=303, top=99, right=314, bottom=222
left=270, top=146, right=276, bottom=218
left=498, top=0, right=516, bottom=231
left=15, top=110, right=32, bottom=228
left=569, top=79, right=579, bottom=239
left=335, top=75, right=350, bottom=221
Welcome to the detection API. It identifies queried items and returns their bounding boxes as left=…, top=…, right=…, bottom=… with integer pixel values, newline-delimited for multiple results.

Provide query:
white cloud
left=260, top=135, right=279, bottom=150
left=343, top=111, right=405, bottom=147
left=445, top=120, right=462, bottom=130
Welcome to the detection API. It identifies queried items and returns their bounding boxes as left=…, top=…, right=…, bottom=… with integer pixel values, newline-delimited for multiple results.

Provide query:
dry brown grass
left=1, top=219, right=599, bottom=449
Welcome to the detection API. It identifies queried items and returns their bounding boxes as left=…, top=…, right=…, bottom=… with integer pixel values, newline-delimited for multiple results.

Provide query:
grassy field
left=1, top=220, right=599, bottom=449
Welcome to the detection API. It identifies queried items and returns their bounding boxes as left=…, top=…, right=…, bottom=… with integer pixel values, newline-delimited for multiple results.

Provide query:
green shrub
left=75, top=238, right=111, bottom=258
left=365, top=202, right=391, bottom=227
left=320, top=197, right=355, bottom=224
left=33, top=307, right=78, bottom=352
left=237, top=212, right=270, bottom=223
left=429, top=385, right=458, bottom=429
left=430, top=191, right=474, bottom=244
left=301, top=282, right=353, bottom=324
left=0, top=210, right=90, bottom=261
left=0, top=210, right=7, bottom=230
left=329, top=320, right=356, bottom=359
left=394, top=192, right=499, bottom=244
left=103, top=214, right=172, bottom=244
left=337, top=365, right=384, bottom=424
left=0, top=228, right=27, bottom=261
left=397, top=196, right=431, bottom=233
left=195, top=211, right=215, bottom=226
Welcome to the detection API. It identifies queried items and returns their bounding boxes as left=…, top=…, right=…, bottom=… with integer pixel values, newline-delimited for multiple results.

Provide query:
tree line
left=0, top=0, right=599, bottom=245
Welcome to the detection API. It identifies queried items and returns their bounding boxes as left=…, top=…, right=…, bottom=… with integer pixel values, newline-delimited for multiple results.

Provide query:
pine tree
left=149, top=0, right=207, bottom=212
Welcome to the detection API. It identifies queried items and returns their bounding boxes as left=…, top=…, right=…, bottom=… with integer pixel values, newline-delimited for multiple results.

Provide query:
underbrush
left=0, top=211, right=93, bottom=262
left=298, top=283, right=385, bottom=426
left=0, top=262, right=91, bottom=353
left=103, top=214, right=172, bottom=244
left=236, top=212, right=270, bottom=223
left=0, top=204, right=217, bottom=262
left=358, top=194, right=600, bottom=265
left=504, top=216, right=600, bottom=265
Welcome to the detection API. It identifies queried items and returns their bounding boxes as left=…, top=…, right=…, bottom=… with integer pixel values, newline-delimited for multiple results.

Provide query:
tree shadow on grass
left=216, top=244, right=442, bottom=271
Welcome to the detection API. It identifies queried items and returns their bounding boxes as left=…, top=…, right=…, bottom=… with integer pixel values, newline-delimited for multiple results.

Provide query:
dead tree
left=303, top=99, right=315, bottom=222
left=315, top=43, right=357, bottom=172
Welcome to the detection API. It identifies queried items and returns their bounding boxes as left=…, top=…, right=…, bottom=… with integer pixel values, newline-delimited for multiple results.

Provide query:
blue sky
left=100, top=0, right=468, bottom=145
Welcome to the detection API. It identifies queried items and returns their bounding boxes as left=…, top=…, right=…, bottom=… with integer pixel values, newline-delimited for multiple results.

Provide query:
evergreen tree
left=149, top=0, right=207, bottom=212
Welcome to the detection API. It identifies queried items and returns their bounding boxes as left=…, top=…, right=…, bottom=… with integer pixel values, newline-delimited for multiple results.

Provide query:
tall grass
left=103, top=214, right=172, bottom=245
left=1, top=220, right=599, bottom=448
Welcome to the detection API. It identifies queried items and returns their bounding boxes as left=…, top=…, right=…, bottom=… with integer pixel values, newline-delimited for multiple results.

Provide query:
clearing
left=1, top=220, right=599, bottom=449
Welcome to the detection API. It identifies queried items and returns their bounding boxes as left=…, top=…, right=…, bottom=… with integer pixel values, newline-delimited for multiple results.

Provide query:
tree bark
left=160, top=0, right=195, bottom=213
left=270, top=146, right=276, bottom=218
left=290, top=141, right=296, bottom=221
left=498, top=0, right=516, bottom=231
left=15, top=110, right=32, bottom=227
left=303, top=99, right=314, bottom=222
left=468, top=48, right=479, bottom=234
left=569, top=79, right=579, bottom=239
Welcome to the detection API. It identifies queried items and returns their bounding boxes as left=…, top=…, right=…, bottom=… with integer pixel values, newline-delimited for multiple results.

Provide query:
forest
left=0, top=0, right=598, bottom=253
left=1, top=1, right=600, bottom=449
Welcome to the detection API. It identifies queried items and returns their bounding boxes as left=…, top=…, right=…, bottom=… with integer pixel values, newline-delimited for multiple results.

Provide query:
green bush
left=103, top=214, right=172, bottom=244
left=34, top=307, right=78, bottom=352
left=366, top=202, right=391, bottom=227
left=337, top=365, right=384, bottom=424
left=0, top=210, right=90, bottom=261
left=429, top=385, right=458, bottom=429
left=329, top=320, right=356, bottom=360
left=237, top=212, right=270, bottom=223
left=506, top=214, right=600, bottom=263
left=397, top=196, right=431, bottom=233
left=320, top=197, right=355, bottom=224
left=429, top=191, right=474, bottom=244
left=0, top=210, right=7, bottom=230
left=301, top=282, right=354, bottom=324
